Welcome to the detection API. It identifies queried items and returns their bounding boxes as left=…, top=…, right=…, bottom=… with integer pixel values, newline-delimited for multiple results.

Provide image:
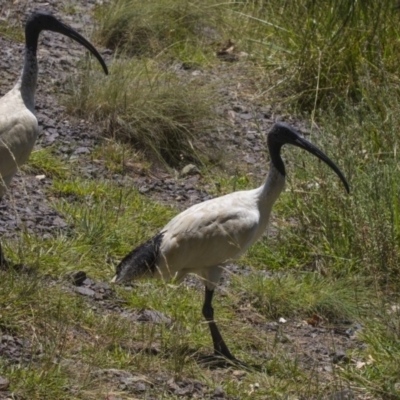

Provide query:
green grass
left=0, top=15, right=23, bottom=43
left=232, top=271, right=371, bottom=321
left=229, top=1, right=400, bottom=111
left=8, top=178, right=174, bottom=278
left=91, top=139, right=151, bottom=175
left=21, top=148, right=70, bottom=179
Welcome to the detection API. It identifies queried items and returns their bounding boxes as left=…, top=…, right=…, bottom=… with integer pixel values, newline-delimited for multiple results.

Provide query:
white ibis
left=0, top=11, right=108, bottom=266
left=112, top=122, right=349, bottom=361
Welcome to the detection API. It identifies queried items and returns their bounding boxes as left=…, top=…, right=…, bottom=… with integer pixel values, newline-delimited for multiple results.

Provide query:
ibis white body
left=0, top=81, right=38, bottom=197
left=154, top=169, right=284, bottom=288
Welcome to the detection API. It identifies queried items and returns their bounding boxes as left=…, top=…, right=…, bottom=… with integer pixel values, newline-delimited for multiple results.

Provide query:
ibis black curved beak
left=26, top=11, right=108, bottom=75
left=268, top=122, right=350, bottom=193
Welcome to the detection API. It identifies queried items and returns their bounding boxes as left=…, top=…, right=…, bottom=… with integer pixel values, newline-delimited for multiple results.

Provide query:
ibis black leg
left=202, top=287, right=235, bottom=360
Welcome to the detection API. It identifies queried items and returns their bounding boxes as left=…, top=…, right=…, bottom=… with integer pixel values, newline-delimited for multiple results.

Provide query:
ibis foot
left=0, top=256, right=35, bottom=276
left=196, top=353, right=247, bottom=369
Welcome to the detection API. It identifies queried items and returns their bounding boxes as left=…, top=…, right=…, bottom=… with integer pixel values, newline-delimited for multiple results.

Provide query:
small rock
left=331, top=351, right=350, bottom=364
left=1, top=335, right=14, bottom=343
left=139, top=185, right=150, bottom=194
left=244, top=156, right=256, bottom=164
left=323, top=365, right=333, bottom=373
left=213, top=386, right=225, bottom=398
left=0, top=376, right=10, bottom=390
left=327, top=389, right=354, bottom=400
left=52, top=216, right=68, bottom=228
left=232, top=370, right=246, bottom=378
left=180, top=164, right=199, bottom=177
left=137, top=310, right=172, bottom=325
left=185, top=175, right=200, bottom=185
left=93, top=282, right=111, bottom=291
left=240, top=112, right=253, bottom=120
left=82, top=278, right=95, bottom=286
left=73, top=146, right=90, bottom=155
left=389, top=304, right=400, bottom=313
left=135, top=382, right=146, bottom=392
left=278, top=317, right=287, bottom=324
left=75, top=287, right=95, bottom=297
left=66, top=271, right=87, bottom=286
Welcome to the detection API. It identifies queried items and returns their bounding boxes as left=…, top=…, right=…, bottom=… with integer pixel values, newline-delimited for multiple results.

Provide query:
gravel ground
left=0, top=1, right=365, bottom=399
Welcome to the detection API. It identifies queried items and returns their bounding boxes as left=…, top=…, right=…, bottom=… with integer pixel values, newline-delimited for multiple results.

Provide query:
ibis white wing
left=158, top=189, right=262, bottom=276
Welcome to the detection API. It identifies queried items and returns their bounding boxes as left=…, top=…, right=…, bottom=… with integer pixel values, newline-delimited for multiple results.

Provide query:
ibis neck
left=258, top=162, right=286, bottom=206
left=259, top=136, right=286, bottom=205
left=18, top=27, right=41, bottom=112
left=18, top=48, right=38, bottom=112
left=253, top=162, right=285, bottom=238
left=268, top=139, right=285, bottom=176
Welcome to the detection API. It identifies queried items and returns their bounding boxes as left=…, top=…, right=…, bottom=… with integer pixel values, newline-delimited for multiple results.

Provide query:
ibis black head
left=267, top=122, right=349, bottom=193
left=25, top=10, right=108, bottom=75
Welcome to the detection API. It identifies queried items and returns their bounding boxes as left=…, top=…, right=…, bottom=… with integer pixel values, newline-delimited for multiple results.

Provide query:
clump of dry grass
left=93, top=0, right=224, bottom=59
left=66, top=59, right=218, bottom=166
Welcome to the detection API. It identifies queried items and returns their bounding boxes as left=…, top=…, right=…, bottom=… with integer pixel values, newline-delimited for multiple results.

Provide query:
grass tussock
left=231, top=1, right=400, bottom=110
left=21, top=148, right=70, bottom=179
left=94, top=0, right=224, bottom=60
left=66, top=59, right=218, bottom=166
left=233, top=272, right=371, bottom=321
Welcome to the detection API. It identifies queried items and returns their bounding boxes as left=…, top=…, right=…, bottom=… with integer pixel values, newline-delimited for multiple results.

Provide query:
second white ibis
left=0, top=11, right=108, bottom=266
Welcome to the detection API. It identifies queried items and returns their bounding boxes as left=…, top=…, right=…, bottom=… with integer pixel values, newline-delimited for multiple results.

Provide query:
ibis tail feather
left=113, top=232, right=164, bottom=283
